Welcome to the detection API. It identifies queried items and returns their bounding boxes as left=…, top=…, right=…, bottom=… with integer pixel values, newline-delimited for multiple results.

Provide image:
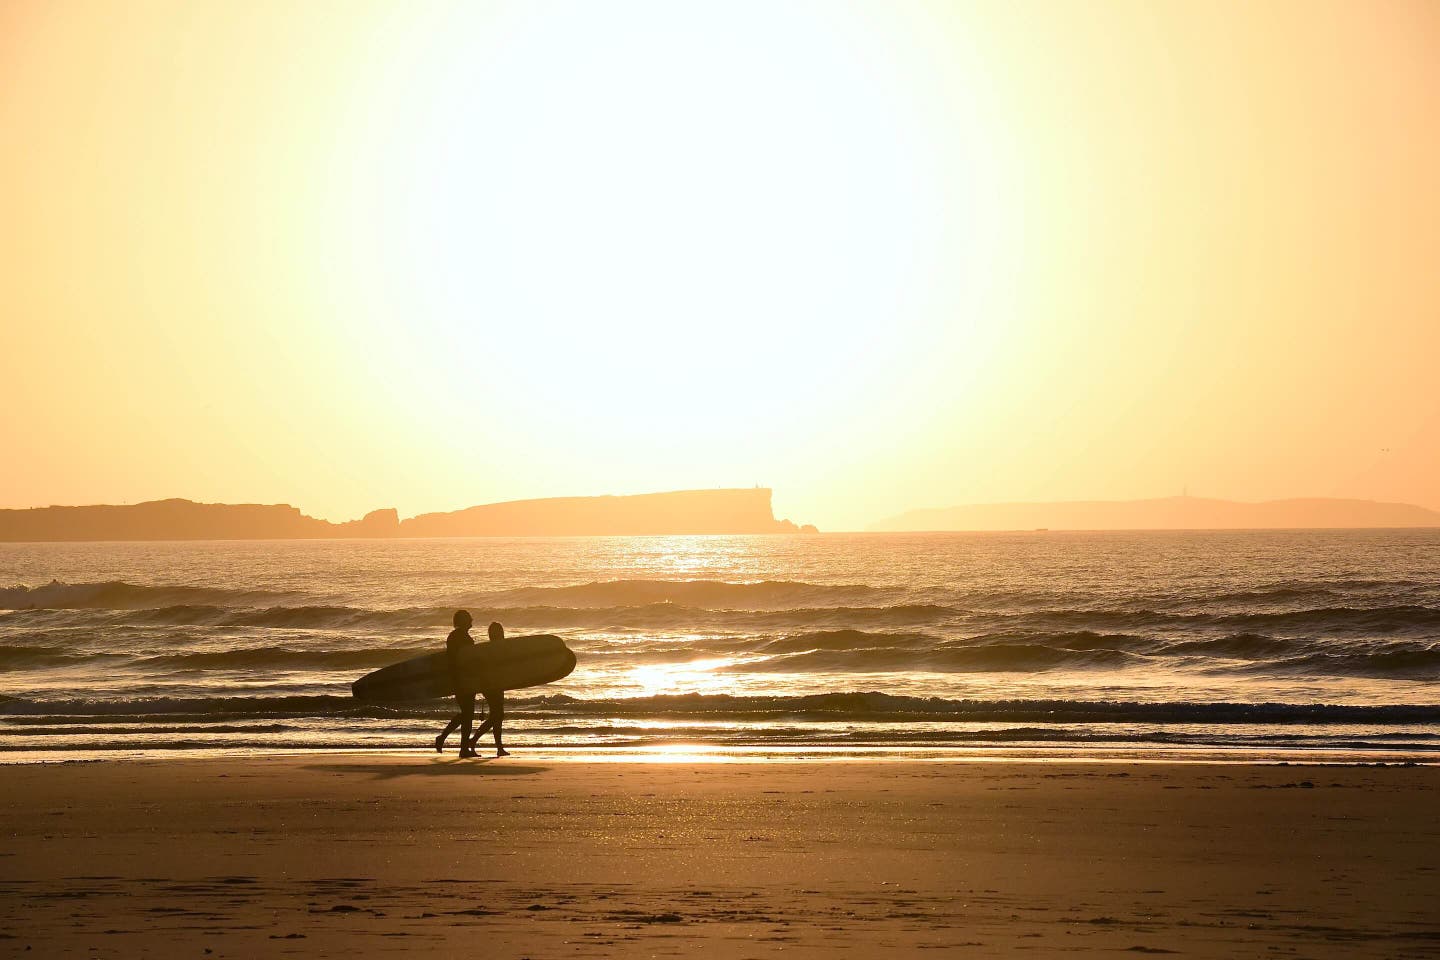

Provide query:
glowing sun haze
left=2, top=0, right=1436, bottom=530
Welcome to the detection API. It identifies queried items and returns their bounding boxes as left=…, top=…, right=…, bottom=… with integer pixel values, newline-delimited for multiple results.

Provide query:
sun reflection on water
left=626, top=657, right=751, bottom=697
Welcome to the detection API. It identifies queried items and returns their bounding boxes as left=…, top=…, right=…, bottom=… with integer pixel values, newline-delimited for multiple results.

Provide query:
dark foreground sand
left=1, top=756, right=1437, bottom=958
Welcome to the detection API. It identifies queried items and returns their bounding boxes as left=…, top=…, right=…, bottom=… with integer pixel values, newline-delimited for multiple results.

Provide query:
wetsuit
left=446, top=627, right=475, bottom=747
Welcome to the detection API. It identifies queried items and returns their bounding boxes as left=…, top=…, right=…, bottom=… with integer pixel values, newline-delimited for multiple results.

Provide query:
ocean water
left=1, top=531, right=1438, bottom=761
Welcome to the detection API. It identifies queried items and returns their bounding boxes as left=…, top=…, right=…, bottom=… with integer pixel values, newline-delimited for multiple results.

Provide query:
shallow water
left=2, top=531, right=1437, bottom=759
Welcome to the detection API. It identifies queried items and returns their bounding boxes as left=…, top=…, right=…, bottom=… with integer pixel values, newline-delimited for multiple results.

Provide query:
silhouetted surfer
left=434, top=610, right=478, bottom=758
left=466, top=621, right=510, bottom=757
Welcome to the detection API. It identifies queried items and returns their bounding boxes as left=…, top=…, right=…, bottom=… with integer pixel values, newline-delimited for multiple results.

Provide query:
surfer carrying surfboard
left=433, top=614, right=510, bottom=757
left=357, top=620, right=571, bottom=752
left=434, top=610, right=482, bottom=758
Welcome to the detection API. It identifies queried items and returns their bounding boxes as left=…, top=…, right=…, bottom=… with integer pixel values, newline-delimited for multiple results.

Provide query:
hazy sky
left=3, top=0, right=1437, bottom=530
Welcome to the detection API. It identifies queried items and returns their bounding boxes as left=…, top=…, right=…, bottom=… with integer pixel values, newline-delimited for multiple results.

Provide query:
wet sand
left=1, top=757, right=1437, bottom=957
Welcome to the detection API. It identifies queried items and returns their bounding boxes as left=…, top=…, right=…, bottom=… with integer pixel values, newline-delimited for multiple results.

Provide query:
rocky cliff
left=401, top=488, right=809, bottom=537
left=0, top=490, right=814, bottom=542
left=0, top=499, right=339, bottom=542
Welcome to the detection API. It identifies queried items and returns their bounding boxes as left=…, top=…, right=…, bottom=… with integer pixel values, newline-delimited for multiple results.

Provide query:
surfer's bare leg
left=466, top=692, right=507, bottom=755
left=487, top=691, right=508, bottom=756
left=468, top=714, right=493, bottom=751
left=456, top=692, right=477, bottom=758
left=435, top=714, right=462, bottom=752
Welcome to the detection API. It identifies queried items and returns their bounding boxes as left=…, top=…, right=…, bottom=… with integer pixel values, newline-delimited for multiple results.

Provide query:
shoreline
left=2, top=743, right=1437, bottom=765
left=3, top=755, right=1437, bottom=957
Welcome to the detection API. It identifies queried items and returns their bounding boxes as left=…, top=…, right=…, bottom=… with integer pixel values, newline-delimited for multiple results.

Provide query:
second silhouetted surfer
left=466, top=621, right=510, bottom=757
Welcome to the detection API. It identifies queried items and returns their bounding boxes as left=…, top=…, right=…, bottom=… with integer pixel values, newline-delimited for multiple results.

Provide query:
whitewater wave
left=9, top=577, right=1440, bottom=639
left=0, top=645, right=127, bottom=668
left=0, top=580, right=297, bottom=611
left=741, top=642, right=1140, bottom=674
left=487, top=579, right=895, bottom=609
left=3, top=691, right=1438, bottom=725
left=130, top=646, right=435, bottom=672
left=1220, top=605, right=1440, bottom=633
left=989, top=604, right=1440, bottom=636
left=1, top=597, right=967, bottom=633
left=1234, top=647, right=1440, bottom=679
left=15, top=599, right=1440, bottom=640
left=5, top=623, right=1438, bottom=679
left=761, top=629, right=936, bottom=653
left=0, top=576, right=900, bottom=615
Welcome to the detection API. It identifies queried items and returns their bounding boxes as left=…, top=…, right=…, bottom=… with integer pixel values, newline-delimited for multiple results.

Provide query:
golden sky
left=2, top=0, right=1437, bottom=530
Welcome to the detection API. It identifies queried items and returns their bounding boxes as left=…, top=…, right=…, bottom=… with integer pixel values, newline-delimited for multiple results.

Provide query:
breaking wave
left=4, top=532, right=1439, bottom=758
left=3, top=691, right=1438, bottom=725
left=3, top=625, right=1437, bottom=679
left=0, top=580, right=295, bottom=611
left=488, top=579, right=895, bottom=609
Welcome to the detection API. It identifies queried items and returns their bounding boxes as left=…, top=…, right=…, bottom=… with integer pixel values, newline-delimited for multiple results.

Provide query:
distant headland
left=0, top=489, right=818, bottom=542
left=870, top=495, right=1440, bottom=532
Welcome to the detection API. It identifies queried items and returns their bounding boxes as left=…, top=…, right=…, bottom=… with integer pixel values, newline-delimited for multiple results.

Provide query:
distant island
left=0, top=489, right=818, bottom=542
left=870, top=496, right=1440, bottom=532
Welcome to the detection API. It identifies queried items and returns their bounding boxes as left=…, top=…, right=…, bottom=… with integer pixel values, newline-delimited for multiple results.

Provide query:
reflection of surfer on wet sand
left=350, top=612, right=576, bottom=759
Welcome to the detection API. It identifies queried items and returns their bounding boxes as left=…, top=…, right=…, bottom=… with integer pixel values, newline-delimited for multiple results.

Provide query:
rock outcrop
left=0, top=490, right=814, bottom=542
left=400, top=488, right=805, bottom=537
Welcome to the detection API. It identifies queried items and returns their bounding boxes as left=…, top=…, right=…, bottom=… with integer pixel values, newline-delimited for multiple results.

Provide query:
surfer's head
left=488, top=621, right=504, bottom=642
left=453, top=610, right=473, bottom=631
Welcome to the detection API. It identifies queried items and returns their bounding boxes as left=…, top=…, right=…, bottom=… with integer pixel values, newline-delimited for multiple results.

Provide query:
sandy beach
left=1, top=757, right=1437, bottom=958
